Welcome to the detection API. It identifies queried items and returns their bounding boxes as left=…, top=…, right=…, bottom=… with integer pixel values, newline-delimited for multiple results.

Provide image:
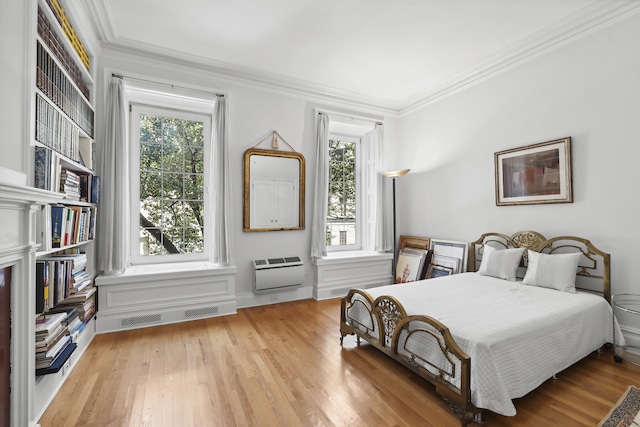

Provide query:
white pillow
left=522, top=250, right=582, bottom=293
left=477, top=245, right=524, bottom=281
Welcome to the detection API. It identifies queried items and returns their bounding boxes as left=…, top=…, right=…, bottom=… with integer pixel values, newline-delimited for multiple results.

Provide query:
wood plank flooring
left=39, top=298, right=640, bottom=426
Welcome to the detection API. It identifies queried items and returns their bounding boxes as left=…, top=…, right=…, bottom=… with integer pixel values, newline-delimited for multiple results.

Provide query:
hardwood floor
left=39, top=298, right=640, bottom=426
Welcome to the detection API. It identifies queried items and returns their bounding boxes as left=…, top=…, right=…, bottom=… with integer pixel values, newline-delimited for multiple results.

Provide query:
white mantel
left=0, top=179, right=42, bottom=427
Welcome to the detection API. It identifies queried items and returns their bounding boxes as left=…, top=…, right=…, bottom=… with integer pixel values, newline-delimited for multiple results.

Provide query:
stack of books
left=46, top=286, right=96, bottom=324
left=36, top=253, right=94, bottom=310
left=35, top=312, right=72, bottom=371
left=60, top=307, right=85, bottom=340
left=60, top=169, right=80, bottom=200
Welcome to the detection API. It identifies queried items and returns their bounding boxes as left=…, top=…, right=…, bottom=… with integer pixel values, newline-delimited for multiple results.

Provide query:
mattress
left=364, top=272, right=623, bottom=416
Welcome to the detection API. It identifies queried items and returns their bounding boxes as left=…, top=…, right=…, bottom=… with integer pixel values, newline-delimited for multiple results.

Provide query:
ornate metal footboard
left=340, top=289, right=476, bottom=426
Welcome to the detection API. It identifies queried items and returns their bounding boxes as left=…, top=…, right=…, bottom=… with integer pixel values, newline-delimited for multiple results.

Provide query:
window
left=327, top=135, right=360, bottom=250
left=130, top=104, right=212, bottom=263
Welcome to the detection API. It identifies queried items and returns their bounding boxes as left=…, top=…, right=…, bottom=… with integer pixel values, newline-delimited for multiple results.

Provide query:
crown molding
left=86, top=0, right=640, bottom=117
left=82, top=0, right=117, bottom=42
left=101, top=39, right=402, bottom=115
left=397, top=0, right=640, bottom=115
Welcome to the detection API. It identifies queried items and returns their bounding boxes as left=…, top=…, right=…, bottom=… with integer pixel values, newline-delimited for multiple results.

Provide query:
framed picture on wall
left=495, top=137, right=573, bottom=206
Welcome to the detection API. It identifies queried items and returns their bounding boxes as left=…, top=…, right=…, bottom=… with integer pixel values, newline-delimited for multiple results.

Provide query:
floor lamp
left=382, top=168, right=410, bottom=282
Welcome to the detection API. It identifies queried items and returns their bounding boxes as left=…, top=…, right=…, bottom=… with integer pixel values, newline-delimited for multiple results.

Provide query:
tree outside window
left=136, top=112, right=207, bottom=257
left=327, top=139, right=357, bottom=247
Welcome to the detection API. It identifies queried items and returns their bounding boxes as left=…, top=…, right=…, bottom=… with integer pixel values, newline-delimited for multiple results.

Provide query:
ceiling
left=85, top=0, right=639, bottom=113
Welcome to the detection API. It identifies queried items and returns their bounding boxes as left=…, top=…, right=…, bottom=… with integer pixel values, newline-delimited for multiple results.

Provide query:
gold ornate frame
left=243, top=148, right=305, bottom=232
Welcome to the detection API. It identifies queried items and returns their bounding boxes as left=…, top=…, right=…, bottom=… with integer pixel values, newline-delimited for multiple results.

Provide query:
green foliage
left=327, top=139, right=356, bottom=221
left=138, top=114, right=205, bottom=256
left=327, top=139, right=357, bottom=246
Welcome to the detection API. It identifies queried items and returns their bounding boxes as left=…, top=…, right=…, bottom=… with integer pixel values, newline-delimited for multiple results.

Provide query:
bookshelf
left=31, top=0, right=98, bottom=420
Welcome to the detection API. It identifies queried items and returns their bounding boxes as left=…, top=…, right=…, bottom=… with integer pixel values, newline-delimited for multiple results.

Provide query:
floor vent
left=120, top=313, right=161, bottom=327
left=184, top=306, right=219, bottom=319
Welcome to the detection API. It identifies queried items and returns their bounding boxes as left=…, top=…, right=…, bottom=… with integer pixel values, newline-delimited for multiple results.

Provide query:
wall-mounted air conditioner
left=253, top=256, right=304, bottom=292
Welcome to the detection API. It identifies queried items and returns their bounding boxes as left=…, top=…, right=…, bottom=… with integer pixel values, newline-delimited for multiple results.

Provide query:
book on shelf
left=35, top=323, right=67, bottom=354
left=50, top=205, right=65, bottom=248
left=38, top=253, right=92, bottom=307
left=78, top=173, right=99, bottom=203
left=36, top=41, right=94, bottom=139
left=63, top=207, right=72, bottom=246
left=37, top=5, right=90, bottom=99
left=44, top=307, right=84, bottom=340
left=35, top=324, right=63, bottom=345
left=36, top=335, right=72, bottom=369
left=34, top=146, right=51, bottom=190
left=52, top=285, right=96, bottom=306
left=90, top=176, right=100, bottom=204
left=60, top=168, right=81, bottom=200
left=78, top=173, right=90, bottom=202
left=44, top=205, right=96, bottom=249
left=43, top=0, right=91, bottom=70
left=33, top=145, right=62, bottom=193
left=35, top=342, right=77, bottom=375
left=35, top=92, right=81, bottom=161
left=35, top=312, right=67, bottom=336
left=36, top=205, right=53, bottom=251
left=46, top=287, right=96, bottom=324
left=67, top=318, right=85, bottom=340
left=35, top=261, right=50, bottom=314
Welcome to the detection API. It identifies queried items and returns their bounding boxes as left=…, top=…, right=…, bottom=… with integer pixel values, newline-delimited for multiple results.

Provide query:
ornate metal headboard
left=469, top=230, right=547, bottom=272
left=469, top=231, right=611, bottom=303
left=536, top=236, right=611, bottom=303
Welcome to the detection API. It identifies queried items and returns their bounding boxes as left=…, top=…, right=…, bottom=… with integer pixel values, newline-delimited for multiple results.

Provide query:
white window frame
left=326, top=133, right=363, bottom=252
left=128, top=100, right=213, bottom=265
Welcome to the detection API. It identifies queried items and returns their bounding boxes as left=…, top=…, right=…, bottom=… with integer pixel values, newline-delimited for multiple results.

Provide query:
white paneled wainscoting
left=95, top=264, right=237, bottom=333
left=312, top=252, right=393, bottom=300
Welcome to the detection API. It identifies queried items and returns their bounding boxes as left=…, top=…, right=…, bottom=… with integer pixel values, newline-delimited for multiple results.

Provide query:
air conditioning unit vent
left=253, top=256, right=304, bottom=291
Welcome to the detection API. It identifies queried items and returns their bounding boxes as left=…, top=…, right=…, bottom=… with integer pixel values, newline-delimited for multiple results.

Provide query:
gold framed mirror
left=243, top=148, right=305, bottom=232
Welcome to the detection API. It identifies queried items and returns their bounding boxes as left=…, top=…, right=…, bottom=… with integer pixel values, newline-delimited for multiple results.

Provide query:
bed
left=339, top=231, right=623, bottom=426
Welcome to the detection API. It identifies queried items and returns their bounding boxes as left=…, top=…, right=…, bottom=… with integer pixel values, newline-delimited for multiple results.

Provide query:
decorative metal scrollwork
left=449, top=404, right=474, bottom=426
left=376, top=298, right=403, bottom=345
left=512, top=231, right=546, bottom=251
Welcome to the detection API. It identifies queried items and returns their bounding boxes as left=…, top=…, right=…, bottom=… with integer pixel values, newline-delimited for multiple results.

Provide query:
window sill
left=96, top=262, right=236, bottom=286
left=313, top=251, right=392, bottom=266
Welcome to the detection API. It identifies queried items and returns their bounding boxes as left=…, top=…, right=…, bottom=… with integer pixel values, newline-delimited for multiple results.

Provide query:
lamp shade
left=382, top=168, right=410, bottom=178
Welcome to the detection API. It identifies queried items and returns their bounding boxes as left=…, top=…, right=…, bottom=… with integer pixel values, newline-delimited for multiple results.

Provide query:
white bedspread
left=364, top=273, right=623, bottom=416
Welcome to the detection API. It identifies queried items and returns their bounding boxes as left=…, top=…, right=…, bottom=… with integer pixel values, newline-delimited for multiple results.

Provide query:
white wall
left=0, top=0, right=33, bottom=183
left=393, top=13, right=640, bottom=329
left=97, top=47, right=398, bottom=305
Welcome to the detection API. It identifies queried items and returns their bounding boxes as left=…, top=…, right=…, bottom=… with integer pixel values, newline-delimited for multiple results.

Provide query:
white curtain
left=97, top=76, right=130, bottom=274
left=310, top=113, right=330, bottom=259
left=373, top=124, right=393, bottom=252
left=211, top=95, right=234, bottom=265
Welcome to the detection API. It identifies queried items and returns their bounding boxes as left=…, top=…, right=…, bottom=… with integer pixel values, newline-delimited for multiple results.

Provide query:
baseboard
left=95, top=299, right=237, bottom=334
